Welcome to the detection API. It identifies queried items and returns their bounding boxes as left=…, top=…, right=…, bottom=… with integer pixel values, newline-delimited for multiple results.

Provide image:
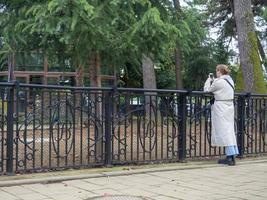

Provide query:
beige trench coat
left=204, top=75, right=237, bottom=146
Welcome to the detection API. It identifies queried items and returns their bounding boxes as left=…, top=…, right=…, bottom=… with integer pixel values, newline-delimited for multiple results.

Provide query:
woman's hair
left=216, top=64, right=231, bottom=75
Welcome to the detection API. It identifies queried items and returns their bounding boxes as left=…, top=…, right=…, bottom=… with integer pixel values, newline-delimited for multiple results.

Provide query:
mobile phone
left=209, top=73, right=214, bottom=79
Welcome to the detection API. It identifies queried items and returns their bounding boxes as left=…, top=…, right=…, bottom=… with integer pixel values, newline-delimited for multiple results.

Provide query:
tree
left=258, top=6, right=267, bottom=72
left=173, top=0, right=184, bottom=89
left=192, top=0, right=267, bottom=93
left=234, top=0, right=266, bottom=93
left=178, top=7, right=212, bottom=90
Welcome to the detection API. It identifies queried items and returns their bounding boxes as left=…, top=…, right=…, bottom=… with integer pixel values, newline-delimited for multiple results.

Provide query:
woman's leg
left=225, top=145, right=239, bottom=156
left=226, top=146, right=239, bottom=165
left=218, top=146, right=239, bottom=165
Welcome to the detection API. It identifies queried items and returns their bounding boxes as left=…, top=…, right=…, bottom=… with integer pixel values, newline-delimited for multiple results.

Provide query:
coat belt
left=215, top=99, right=234, bottom=101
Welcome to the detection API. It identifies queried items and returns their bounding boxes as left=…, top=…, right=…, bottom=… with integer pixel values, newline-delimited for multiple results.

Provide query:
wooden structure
left=0, top=53, right=116, bottom=86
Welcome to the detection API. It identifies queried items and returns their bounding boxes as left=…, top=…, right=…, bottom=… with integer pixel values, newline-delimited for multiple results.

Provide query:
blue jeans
left=225, top=145, right=239, bottom=156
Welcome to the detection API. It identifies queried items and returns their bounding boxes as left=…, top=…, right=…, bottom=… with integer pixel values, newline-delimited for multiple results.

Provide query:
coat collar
left=219, top=75, right=230, bottom=79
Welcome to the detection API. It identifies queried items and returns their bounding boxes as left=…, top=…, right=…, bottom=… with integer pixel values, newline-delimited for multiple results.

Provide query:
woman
left=204, top=64, right=239, bottom=166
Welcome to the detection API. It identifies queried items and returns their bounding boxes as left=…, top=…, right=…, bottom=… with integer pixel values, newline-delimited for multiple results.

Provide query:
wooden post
left=8, top=52, right=15, bottom=82
left=44, top=55, right=48, bottom=85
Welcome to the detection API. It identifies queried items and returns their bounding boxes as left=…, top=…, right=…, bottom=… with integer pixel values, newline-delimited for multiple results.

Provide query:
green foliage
left=248, top=32, right=267, bottom=94
left=235, top=67, right=245, bottom=92
left=130, top=7, right=179, bottom=56
left=118, top=62, right=143, bottom=88
left=236, top=32, right=267, bottom=93
left=0, top=0, right=235, bottom=90
left=179, top=7, right=231, bottom=90
left=183, top=45, right=215, bottom=90
left=177, top=8, right=206, bottom=55
left=155, top=44, right=176, bottom=89
left=156, top=66, right=176, bottom=89
left=263, top=7, right=267, bottom=20
left=260, top=6, right=267, bottom=39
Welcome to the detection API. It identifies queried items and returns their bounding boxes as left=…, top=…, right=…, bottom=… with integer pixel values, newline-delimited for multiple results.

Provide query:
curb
left=0, top=158, right=266, bottom=187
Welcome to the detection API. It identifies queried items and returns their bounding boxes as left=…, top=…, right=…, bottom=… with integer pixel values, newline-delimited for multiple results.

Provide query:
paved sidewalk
left=0, top=158, right=267, bottom=200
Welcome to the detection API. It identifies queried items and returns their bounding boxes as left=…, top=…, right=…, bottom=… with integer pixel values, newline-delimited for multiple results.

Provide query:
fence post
left=104, top=90, right=112, bottom=167
left=6, top=83, right=15, bottom=175
left=178, top=92, right=187, bottom=161
left=237, top=95, right=245, bottom=158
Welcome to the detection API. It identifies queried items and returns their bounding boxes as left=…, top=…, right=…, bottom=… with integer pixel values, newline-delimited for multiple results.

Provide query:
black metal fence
left=0, top=82, right=266, bottom=174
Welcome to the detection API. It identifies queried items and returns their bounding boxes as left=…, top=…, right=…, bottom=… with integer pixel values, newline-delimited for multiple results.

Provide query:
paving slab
left=0, top=157, right=267, bottom=200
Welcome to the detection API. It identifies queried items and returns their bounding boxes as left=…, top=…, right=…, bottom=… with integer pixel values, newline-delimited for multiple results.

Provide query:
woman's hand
left=206, top=76, right=214, bottom=85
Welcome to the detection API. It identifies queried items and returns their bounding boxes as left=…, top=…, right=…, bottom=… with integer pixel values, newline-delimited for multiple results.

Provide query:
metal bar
left=2, top=82, right=267, bottom=97
left=117, top=93, right=121, bottom=161
left=263, top=99, right=266, bottom=153
left=101, top=92, right=104, bottom=162
left=111, top=92, right=114, bottom=164
left=166, top=97, right=169, bottom=159
left=94, top=93, right=97, bottom=162
left=143, top=95, right=146, bottom=161
left=87, top=92, right=91, bottom=164
left=204, top=96, right=208, bottom=157
left=259, top=99, right=264, bottom=153
left=160, top=102, right=163, bottom=160
left=72, top=91, right=76, bottom=165
left=209, top=97, right=212, bottom=156
left=199, top=96, right=203, bottom=157
left=251, top=98, right=254, bottom=154
left=40, top=91, right=44, bottom=168
left=32, top=89, right=36, bottom=169
left=247, top=98, right=251, bottom=154
left=237, top=95, right=245, bottom=157
left=171, top=95, right=175, bottom=159
left=57, top=91, right=60, bottom=167
left=178, top=93, right=187, bottom=161
left=137, top=109, right=140, bottom=162
left=14, top=83, right=113, bottom=91
left=104, top=91, right=112, bottom=167
left=193, top=97, right=197, bottom=157
left=15, top=87, right=19, bottom=172
left=189, top=95, right=193, bottom=158
left=130, top=95, right=133, bottom=161
left=23, top=89, right=28, bottom=170
left=124, top=94, right=127, bottom=161
left=6, top=84, right=15, bottom=175
left=255, top=98, right=258, bottom=154
left=80, top=92, right=83, bottom=165
left=65, top=91, right=68, bottom=166
left=155, top=95, right=158, bottom=161
left=48, top=92, right=52, bottom=168
left=149, top=95, right=152, bottom=161
left=0, top=88, right=4, bottom=171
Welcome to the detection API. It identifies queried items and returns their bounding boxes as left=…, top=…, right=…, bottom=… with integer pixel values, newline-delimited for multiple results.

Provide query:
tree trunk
left=89, top=52, right=102, bottom=161
left=173, top=0, right=183, bottom=89
left=175, top=44, right=183, bottom=89
left=256, top=34, right=267, bottom=71
left=234, top=0, right=266, bottom=93
left=76, top=65, right=84, bottom=87
left=142, top=53, right=157, bottom=148
left=8, top=52, right=15, bottom=82
left=89, top=52, right=101, bottom=87
left=142, top=53, right=157, bottom=118
left=173, top=0, right=181, bottom=11
left=142, top=53, right=156, bottom=90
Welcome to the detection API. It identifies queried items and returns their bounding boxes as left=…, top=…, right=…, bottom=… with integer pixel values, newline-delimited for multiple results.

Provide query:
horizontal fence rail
left=0, top=82, right=266, bottom=174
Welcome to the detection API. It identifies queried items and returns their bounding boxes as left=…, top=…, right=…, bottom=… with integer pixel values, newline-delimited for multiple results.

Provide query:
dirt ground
left=1, top=117, right=266, bottom=173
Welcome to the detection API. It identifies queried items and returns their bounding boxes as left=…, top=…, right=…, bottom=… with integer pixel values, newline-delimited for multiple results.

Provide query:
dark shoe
left=218, top=156, right=235, bottom=166
left=218, top=156, right=229, bottom=164
left=229, top=156, right=236, bottom=166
